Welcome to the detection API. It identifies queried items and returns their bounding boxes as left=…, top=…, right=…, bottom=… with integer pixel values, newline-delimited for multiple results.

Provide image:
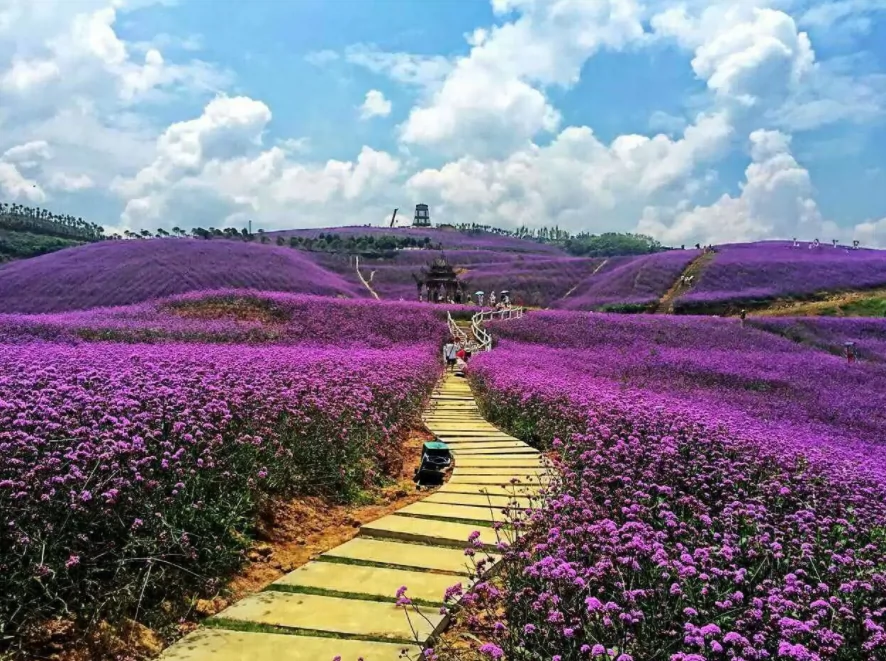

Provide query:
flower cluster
left=0, top=340, right=439, bottom=636
left=469, top=311, right=886, bottom=659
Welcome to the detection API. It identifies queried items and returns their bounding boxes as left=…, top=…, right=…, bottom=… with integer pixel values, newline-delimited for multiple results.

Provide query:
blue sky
left=1, top=0, right=886, bottom=245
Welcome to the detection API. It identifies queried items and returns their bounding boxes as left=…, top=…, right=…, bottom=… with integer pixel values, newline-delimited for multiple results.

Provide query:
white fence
left=447, top=307, right=525, bottom=353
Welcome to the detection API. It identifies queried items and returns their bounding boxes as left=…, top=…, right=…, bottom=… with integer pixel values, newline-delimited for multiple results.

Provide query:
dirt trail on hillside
left=655, top=252, right=715, bottom=314
left=354, top=255, right=380, bottom=300
left=560, top=259, right=609, bottom=300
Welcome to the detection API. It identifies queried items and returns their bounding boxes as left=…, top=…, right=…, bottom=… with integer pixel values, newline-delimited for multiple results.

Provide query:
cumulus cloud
left=652, top=5, right=815, bottom=108
left=2, top=140, right=53, bottom=167
left=0, top=57, right=60, bottom=92
left=399, top=0, right=648, bottom=157
left=637, top=129, right=829, bottom=244
left=0, top=162, right=46, bottom=202
left=406, top=111, right=732, bottom=233
left=113, top=95, right=401, bottom=229
left=359, top=89, right=392, bottom=119
left=48, top=172, right=95, bottom=191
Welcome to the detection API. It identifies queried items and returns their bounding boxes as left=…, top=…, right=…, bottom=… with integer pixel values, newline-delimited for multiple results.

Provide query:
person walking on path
left=443, top=339, right=458, bottom=371
left=489, top=291, right=496, bottom=308
left=740, top=309, right=747, bottom=327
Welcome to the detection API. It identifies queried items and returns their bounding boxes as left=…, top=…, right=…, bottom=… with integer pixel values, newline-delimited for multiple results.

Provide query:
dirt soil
left=163, top=297, right=288, bottom=324
left=21, top=428, right=437, bottom=661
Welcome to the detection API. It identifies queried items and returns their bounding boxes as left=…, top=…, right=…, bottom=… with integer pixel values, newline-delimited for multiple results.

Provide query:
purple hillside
left=0, top=239, right=365, bottom=313
left=749, top=316, right=886, bottom=363
left=555, top=250, right=700, bottom=310
left=676, top=241, right=886, bottom=312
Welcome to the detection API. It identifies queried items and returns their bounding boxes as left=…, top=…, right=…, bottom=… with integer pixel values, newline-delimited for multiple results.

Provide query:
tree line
left=0, top=203, right=104, bottom=242
left=455, top=222, right=664, bottom=256
left=1, top=201, right=666, bottom=260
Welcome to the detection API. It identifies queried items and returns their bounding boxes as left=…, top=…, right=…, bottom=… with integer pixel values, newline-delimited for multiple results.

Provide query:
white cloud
left=852, top=216, right=886, bottom=247
left=359, top=89, right=392, bottom=119
left=48, top=171, right=95, bottom=191
left=800, top=0, right=886, bottom=30
left=406, top=111, right=732, bottom=233
left=114, top=95, right=401, bottom=229
left=344, top=45, right=453, bottom=88
left=0, top=57, right=60, bottom=92
left=652, top=5, right=815, bottom=108
left=304, top=49, right=339, bottom=66
left=113, top=95, right=273, bottom=200
left=0, top=162, right=46, bottom=202
left=649, top=110, right=688, bottom=134
left=399, top=0, right=648, bottom=157
left=637, top=129, right=830, bottom=244
left=2, top=140, right=53, bottom=166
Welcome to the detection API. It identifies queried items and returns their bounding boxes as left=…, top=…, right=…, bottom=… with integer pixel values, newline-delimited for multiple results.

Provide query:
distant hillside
left=0, top=239, right=365, bottom=313
left=674, top=241, right=886, bottom=314
left=554, top=250, right=701, bottom=312
left=313, top=249, right=601, bottom=306
left=270, top=226, right=567, bottom=254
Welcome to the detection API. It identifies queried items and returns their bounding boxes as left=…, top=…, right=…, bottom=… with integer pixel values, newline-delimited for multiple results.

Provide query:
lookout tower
left=413, top=203, right=430, bottom=227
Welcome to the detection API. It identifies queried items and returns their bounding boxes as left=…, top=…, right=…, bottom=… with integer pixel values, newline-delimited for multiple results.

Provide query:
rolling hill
left=0, top=238, right=365, bottom=313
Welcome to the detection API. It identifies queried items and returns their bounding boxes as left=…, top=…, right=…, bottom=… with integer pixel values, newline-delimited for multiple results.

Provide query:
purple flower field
left=555, top=251, right=700, bottom=311
left=0, top=289, right=453, bottom=346
left=676, top=242, right=886, bottom=312
left=320, top=249, right=600, bottom=306
left=0, top=339, right=440, bottom=636
left=748, top=316, right=886, bottom=363
left=472, top=311, right=886, bottom=659
left=0, top=239, right=366, bottom=313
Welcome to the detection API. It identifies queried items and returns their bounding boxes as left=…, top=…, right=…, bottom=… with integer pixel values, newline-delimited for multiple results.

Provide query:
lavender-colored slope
left=270, top=226, right=566, bottom=254
left=0, top=290, right=453, bottom=347
left=555, top=250, right=700, bottom=310
left=677, top=241, right=886, bottom=311
left=0, top=239, right=365, bottom=313
left=749, top=316, right=886, bottom=363
left=347, top=251, right=599, bottom=305
left=488, top=310, right=886, bottom=464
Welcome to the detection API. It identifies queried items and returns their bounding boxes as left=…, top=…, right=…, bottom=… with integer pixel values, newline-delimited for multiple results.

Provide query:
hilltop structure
left=413, top=203, right=431, bottom=227
left=412, top=253, right=464, bottom=302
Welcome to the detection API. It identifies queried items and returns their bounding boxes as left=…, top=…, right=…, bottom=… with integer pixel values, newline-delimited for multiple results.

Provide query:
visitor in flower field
left=456, top=345, right=467, bottom=362
left=740, top=308, right=747, bottom=326
left=454, top=356, right=467, bottom=376
left=489, top=291, right=496, bottom=307
left=443, top=339, right=457, bottom=370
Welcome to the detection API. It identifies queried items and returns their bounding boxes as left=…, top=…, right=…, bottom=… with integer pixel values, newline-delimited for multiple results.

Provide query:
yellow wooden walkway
left=161, top=373, right=547, bottom=660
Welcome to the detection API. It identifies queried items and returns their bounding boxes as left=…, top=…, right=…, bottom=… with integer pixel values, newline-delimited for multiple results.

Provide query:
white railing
left=447, top=307, right=525, bottom=352
left=446, top=312, right=482, bottom=353
left=470, top=307, right=526, bottom=352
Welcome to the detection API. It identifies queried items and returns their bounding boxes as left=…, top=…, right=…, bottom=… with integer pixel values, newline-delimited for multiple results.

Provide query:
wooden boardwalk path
left=161, top=373, right=547, bottom=660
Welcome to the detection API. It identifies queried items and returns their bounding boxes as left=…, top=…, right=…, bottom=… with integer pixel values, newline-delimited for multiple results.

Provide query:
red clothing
left=456, top=349, right=467, bottom=361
